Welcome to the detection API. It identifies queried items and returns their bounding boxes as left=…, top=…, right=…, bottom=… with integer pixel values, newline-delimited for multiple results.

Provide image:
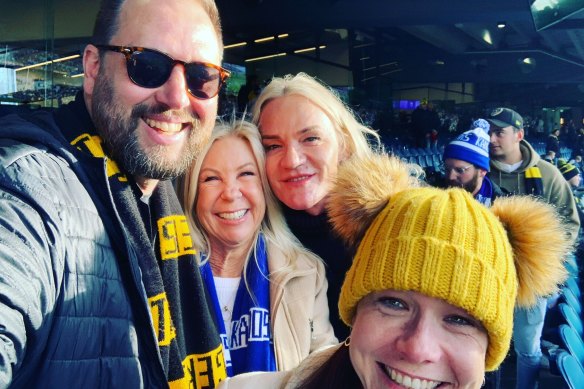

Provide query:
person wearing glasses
left=441, top=119, right=503, bottom=207
left=0, top=0, right=229, bottom=387
left=487, top=107, right=580, bottom=389
left=177, top=121, right=336, bottom=376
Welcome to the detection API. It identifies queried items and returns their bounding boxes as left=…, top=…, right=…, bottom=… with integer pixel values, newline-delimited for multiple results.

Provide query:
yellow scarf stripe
left=525, top=166, right=542, bottom=179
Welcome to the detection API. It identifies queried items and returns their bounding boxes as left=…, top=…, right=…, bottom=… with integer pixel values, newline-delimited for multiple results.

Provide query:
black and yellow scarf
left=54, top=94, right=226, bottom=388
left=525, top=166, right=544, bottom=197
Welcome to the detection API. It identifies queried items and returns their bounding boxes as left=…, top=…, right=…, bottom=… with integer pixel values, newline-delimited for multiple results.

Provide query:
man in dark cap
left=487, top=107, right=579, bottom=389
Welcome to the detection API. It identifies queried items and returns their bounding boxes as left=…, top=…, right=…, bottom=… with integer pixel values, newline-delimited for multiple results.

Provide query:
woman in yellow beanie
left=219, top=153, right=570, bottom=389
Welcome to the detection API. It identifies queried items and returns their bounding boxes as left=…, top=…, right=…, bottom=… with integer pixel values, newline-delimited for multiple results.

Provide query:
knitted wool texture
left=338, top=187, right=516, bottom=371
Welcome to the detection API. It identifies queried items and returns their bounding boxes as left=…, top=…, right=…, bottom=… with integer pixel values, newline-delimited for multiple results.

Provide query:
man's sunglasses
left=95, top=45, right=230, bottom=100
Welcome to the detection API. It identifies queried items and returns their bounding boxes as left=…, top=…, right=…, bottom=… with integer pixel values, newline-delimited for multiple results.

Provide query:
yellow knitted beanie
left=329, top=153, right=570, bottom=372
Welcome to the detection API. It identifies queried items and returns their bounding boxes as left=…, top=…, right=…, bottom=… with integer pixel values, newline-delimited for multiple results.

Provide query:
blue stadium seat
left=556, top=350, right=584, bottom=389
left=566, top=277, right=581, bottom=299
left=559, top=303, right=584, bottom=338
left=425, top=155, right=433, bottom=168
left=558, top=324, right=584, bottom=371
left=560, top=287, right=582, bottom=316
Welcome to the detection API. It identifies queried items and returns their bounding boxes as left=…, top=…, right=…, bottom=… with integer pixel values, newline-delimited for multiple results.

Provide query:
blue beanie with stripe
left=443, top=125, right=491, bottom=172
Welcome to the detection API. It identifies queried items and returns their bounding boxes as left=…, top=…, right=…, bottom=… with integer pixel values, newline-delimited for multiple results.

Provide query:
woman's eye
left=202, top=175, right=219, bottom=182
left=445, top=315, right=475, bottom=327
left=378, top=297, right=407, bottom=311
left=240, top=170, right=256, bottom=177
left=263, top=144, right=280, bottom=152
left=304, top=136, right=320, bottom=143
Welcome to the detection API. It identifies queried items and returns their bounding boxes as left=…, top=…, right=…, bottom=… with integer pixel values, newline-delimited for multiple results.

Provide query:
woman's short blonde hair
left=177, top=119, right=320, bottom=272
left=252, top=72, right=380, bottom=158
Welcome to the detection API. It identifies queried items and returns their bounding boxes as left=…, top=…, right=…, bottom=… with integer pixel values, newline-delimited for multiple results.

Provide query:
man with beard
left=441, top=119, right=502, bottom=207
left=441, top=119, right=504, bottom=389
left=488, top=107, right=579, bottom=389
left=0, top=0, right=230, bottom=387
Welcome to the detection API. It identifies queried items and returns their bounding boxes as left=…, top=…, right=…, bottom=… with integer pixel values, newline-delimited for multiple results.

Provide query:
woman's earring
left=343, top=336, right=351, bottom=347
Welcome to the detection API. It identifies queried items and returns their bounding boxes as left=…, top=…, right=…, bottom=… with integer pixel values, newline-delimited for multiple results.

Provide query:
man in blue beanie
left=442, top=119, right=502, bottom=206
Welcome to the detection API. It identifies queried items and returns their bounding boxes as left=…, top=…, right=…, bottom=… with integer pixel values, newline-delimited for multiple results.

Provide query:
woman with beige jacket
left=177, top=120, right=337, bottom=376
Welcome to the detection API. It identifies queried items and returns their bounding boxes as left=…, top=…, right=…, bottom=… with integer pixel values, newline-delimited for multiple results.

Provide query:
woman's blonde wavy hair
left=176, top=119, right=321, bottom=277
left=251, top=72, right=381, bottom=159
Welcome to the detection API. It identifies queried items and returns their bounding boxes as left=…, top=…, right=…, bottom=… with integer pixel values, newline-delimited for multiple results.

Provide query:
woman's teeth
left=218, top=210, right=247, bottom=220
left=385, top=366, right=441, bottom=389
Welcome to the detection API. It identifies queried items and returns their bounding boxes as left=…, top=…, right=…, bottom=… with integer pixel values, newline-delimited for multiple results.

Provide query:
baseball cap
left=487, top=108, right=524, bottom=130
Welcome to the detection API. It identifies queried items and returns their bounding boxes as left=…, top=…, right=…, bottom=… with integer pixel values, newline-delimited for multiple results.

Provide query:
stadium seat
left=566, top=277, right=581, bottom=299
left=555, top=350, right=584, bottom=389
left=559, top=303, right=584, bottom=338
left=560, top=287, right=582, bottom=316
left=558, top=324, right=584, bottom=371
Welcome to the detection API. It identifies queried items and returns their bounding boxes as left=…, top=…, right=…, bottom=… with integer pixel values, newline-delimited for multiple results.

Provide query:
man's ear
left=83, top=44, right=101, bottom=96
left=479, top=168, right=488, bottom=178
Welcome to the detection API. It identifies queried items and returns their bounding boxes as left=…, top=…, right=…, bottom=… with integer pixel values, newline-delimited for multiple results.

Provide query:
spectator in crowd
left=219, top=153, right=570, bottom=389
left=487, top=107, right=580, bottom=389
left=546, top=127, right=561, bottom=155
left=251, top=72, right=380, bottom=340
left=558, top=159, right=582, bottom=189
left=441, top=118, right=503, bottom=207
left=440, top=119, right=504, bottom=389
left=0, top=0, right=230, bottom=387
left=177, top=121, right=337, bottom=375
left=411, top=98, right=441, bottom=148
left=569, top=154, right=583, bottom=170
left=542, top=149, right=556, bottom=164
left=237, top=74, right=260, bottom=114
left=576, top=128, right=584, bottom=157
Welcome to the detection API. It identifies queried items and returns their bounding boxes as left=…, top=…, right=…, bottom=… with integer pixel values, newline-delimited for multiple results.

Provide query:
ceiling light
left=277, top=33, right=289, bottom=39
left=482, top=30, right=493, bottom=45
left=225, top=42, right=247, bottom=49
left=294, top=47, right=317, bottom=54
left=254, top=36, right=275, bottom=43
left=245, top=52, right=286, bottom=62
left=497, top=21, right=507, bottom=29
left=16, top=54, right=81, bottom=71
left=70, top=73, right=84, bottom=78
left=293, top=45, right=326, bottom=54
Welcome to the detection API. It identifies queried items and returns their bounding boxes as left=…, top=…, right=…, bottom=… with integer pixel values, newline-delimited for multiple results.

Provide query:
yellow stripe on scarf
left=525, top=167, right=542, bottom=179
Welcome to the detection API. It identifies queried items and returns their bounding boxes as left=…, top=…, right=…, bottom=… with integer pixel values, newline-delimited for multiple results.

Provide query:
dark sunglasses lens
left=127, top=51, right=172, bottom=88
left=185, top=63, right=221, bottom=99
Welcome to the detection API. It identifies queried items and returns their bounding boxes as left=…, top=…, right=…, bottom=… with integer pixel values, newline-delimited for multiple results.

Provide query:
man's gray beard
left=91, top=70, right=207, bottom=180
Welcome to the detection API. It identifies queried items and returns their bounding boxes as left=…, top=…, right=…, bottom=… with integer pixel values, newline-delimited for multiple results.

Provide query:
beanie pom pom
left=327, top=153, right=422, bottom=248
left=491, top=196, right=571, bottom=307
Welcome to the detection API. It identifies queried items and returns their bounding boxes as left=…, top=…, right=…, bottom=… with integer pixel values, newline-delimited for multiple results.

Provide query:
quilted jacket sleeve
left=0, top=141, right=66, bottom=387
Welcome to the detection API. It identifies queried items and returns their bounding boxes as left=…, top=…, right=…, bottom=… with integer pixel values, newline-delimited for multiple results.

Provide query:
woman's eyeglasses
left=442, top=164, right=473, bottom=175
left=95, top=45, right=230, bottom=100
